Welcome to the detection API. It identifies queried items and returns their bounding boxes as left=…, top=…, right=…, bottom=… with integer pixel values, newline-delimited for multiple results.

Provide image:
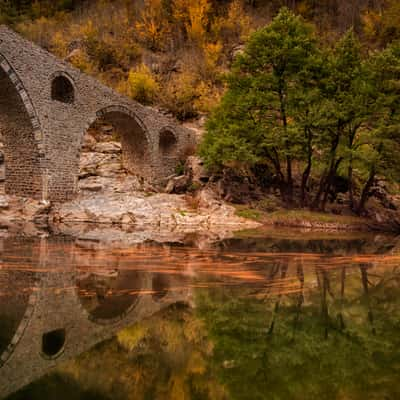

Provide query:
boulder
left=82, top=134, right=97, bottom=151
left=195, top=188, right=222, bottom=211
left=79, top=182, right=103, bottom=192
left=185, top=156, right=209, bottom=185
left=165, top=175, right=189, bottom=194
left=101, top=125, right=114, bottom=134
left=79, top=153, right=118, bottom=178
left=96, top=161, right=124, bottom=177
left=93, top=142, right=122, bottom=154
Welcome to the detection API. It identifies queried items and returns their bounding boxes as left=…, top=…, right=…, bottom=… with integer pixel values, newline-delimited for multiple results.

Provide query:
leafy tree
left=200, top=8, right=318, bottom=204
left=201, top=9, right=400, bottom=213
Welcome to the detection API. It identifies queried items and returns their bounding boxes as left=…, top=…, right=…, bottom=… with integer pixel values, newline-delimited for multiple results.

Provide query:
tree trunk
left=321, top=157, right=343, bottom=211
left=278, top=80, right=293, bottom=206
left=348, top=161, right=354, bottom=210
left=301, top=127, right=313, bottom=207
left=312, top=129, right=341, bottom=210
left=356, top=166, right=375, bottom=215
left=347, top=129, right=357, bottom=211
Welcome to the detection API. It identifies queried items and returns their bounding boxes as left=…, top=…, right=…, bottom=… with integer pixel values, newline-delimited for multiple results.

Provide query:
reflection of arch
left=76, top=269, right=145, bottom=325
left=0, top=53, right=45, bottom=199
left=41, top=329, right=66, bottom=359
left=152, top=274, right=170, bottom=300
left=0, top=273, right=38, bottom=368
left=84, top=105, right=151, bottom=178
left=51, top=72, right=75, bottom=104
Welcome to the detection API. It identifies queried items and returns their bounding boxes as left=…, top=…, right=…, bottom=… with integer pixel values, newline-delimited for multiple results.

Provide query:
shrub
left=126, top=64, right=159, bottom=104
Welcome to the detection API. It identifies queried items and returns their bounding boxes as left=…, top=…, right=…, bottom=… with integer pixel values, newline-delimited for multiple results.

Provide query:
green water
left=1, top=231, right=400, bottom=400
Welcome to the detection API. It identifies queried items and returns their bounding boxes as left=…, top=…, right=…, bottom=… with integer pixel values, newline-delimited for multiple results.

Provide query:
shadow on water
left=1, top=231, right=400, bottom=399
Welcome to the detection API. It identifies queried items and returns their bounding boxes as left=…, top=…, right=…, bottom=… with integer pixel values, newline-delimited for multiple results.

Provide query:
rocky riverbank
left=0, top=123, right=399, bottom=242
left=0, top=126, right=259, bottom=243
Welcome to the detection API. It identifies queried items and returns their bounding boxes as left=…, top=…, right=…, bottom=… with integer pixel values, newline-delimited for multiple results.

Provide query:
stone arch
left=0, top=278, right=38, bottom=368
left=84, top=105, right=152, bottom=179
left=158, top=126, right=180, bottom=174
left=0, top=53, right=45, bottom=199
left=50, top=71, right=75, bottom=104
left=41, top=329, right=66, bottom=359
left=76, top=269, right=146, bottom=325
left=151, top=273, right=171, bottom=301
left=159, top=127, right=177, bottom=157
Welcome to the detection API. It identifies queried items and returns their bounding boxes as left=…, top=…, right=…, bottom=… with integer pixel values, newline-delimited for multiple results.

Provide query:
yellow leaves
left=212, top=0, right=251, bottom=43
left=173, top=0, right=212, bottom=45
left=204, top=41, right=223, bottom=72
left=296, top=0, right=312, bottom=18
left=187, top=351, right=206, bottom=375
left=186, top=0, right=212, bottom=44
left=135, top=0, right=170, bottom=50
left=117, top=324, right=148, bottom=351
left=168, top=375, right=187, bottom=400
left=68, top=49, right=95, bottom=74
left=51, top=31, right=68, bottom=58
left=194, top=80, right=222, bottom=113
left=362, top=10, right=381, bottom=40
left=16, top=16, right=57, bottom=48
left=124, top=64, right=159, bottom=104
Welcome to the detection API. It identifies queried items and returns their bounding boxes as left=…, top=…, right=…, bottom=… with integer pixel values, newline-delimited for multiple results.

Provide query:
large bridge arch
left=0, top=54, right=46, bottom=200
left=0, top=270, right=38, bottom=368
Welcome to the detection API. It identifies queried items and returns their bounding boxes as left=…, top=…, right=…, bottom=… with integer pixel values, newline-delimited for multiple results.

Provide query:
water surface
left=1, top=230, right=400, bottom=400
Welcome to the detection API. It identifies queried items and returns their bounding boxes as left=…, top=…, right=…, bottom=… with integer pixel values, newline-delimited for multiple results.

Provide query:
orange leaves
left=135, top=0, right=170, bottom=51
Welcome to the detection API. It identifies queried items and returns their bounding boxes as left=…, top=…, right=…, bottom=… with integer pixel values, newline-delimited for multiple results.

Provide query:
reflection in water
left=0, top=270, right=35, bottom=356
left=0, top=232, right=400, bottom=399
left=77, top=270, right=143, bottom=322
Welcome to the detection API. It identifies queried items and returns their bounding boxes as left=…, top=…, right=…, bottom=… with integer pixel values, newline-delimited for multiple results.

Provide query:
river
left=1, top=229, right=400, bottom=399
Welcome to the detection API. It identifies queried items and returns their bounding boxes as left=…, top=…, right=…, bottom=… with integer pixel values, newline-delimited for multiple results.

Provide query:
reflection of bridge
left=0, top=26, right=195, bottom=202
left=0, top=237, right=191, bottom=399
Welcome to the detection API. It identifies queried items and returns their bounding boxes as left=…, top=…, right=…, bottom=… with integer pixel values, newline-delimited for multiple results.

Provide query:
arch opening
left=41, top=329, right=66, bottom=359
left=51, top=75, right=74, bottom=104
left=77, top=270, right=145, bottom=324
left=0, top=66, right=43, bottom=199
left=152, top=274, right=170, bottom=300
left=159, top=130, right=177, bottom=157
left=78, top=110, right=151, bottom=193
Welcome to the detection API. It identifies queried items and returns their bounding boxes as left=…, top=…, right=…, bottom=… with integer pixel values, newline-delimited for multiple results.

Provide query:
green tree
left=200, top=8, right=318, bottom=204
left=353, top=43, right=400, bottom=214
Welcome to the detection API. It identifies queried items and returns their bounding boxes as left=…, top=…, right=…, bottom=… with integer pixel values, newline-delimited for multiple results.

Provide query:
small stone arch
left=151, top=273, right=170, bottom=301
left=159, top=128, right=178, bottom=157
left=83, top=105, right=152, bottom=179
left=76, top=269, right=146, bottom=326
left=41, top=329, right=66, bottom=359
left=0, top=53, right=46, bottom=199
left=50, top=71, right=75, bottom=104
left=158, top=126, right=181, bottom=174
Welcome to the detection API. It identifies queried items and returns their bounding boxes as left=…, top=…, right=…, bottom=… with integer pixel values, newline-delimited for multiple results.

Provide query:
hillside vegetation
left=1, top=0, right=400, bottom=120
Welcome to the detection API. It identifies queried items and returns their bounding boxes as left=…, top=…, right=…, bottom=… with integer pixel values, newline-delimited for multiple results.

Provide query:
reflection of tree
left=268, top=262, right=288, bottom=335
left=11, top=303, right=228, bottom=400
left=360, top=263, right=376, bottom=335
left=291, top=261, right=304, bottom=341
left=197, top=261, right=400, bottom=400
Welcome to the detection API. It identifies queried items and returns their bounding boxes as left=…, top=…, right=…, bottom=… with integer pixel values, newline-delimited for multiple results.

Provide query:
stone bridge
left=0, top=26, right=195, bottom=202
left=0, top=237, right=193, bottom=398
